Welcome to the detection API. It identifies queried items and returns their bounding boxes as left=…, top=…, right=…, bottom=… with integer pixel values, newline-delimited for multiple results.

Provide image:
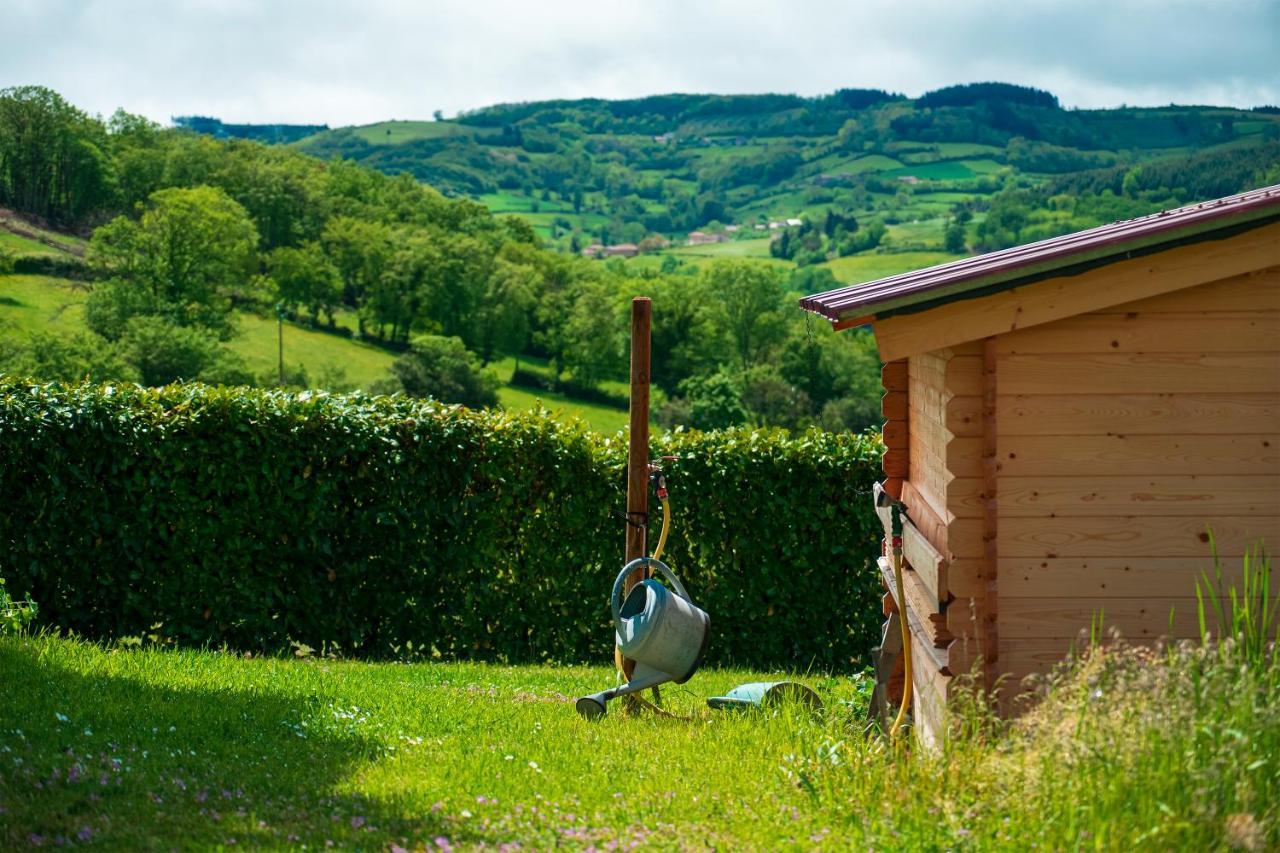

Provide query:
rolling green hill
left=294, top=83, right=1280, bottom=258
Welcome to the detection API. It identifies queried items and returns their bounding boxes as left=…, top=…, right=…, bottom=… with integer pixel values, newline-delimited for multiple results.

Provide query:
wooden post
left=619, top=297, right=651, bottom=679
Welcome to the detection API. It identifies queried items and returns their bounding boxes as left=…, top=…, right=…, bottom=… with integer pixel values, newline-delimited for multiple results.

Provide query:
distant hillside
left=174, top=115, right=328, bottom=144
left=291, top=82, right=1280, bottom=253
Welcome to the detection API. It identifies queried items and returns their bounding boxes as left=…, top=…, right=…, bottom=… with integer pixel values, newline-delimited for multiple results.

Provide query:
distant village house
left=686, top=231, right=727, bottom=246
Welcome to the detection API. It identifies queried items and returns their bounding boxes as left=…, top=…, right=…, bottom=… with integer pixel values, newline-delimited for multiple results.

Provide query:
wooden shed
left=800, top=185, right=1280, bottom=740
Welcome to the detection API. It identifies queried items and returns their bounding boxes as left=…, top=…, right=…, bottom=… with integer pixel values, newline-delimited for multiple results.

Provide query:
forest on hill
left=293, top=82, right=1280, bottom=255
left=0, top=86, right=882, bottom=433
left=1, top=84, right=1277, bottom=435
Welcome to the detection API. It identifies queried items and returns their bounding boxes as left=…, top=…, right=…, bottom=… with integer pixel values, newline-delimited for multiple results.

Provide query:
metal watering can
left=575, top=557, right=710, bottom=719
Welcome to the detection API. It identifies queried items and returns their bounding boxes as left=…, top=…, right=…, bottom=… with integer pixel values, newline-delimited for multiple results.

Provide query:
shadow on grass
left=0, top=638, right=468, bottom=849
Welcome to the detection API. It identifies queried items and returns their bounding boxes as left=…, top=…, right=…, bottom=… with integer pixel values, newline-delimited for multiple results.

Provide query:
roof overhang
left=799, top=184, right=1280, bottom=328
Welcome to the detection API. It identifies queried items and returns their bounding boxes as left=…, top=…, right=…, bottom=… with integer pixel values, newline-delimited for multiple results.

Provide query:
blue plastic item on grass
left=706, top=681, right=822, bottom=712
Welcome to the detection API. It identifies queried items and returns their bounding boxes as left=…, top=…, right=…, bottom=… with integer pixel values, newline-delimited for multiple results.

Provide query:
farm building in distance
left=801, top=185, right=1280, bottom=743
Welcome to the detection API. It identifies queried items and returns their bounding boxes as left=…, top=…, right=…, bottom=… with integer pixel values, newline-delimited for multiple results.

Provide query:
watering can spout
left=574, top=663, right=678, bottom=719
left=575, top=693, right=609, bottom=720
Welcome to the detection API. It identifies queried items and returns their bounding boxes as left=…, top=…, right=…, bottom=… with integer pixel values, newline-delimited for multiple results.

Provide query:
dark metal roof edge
left=876, top=212, right=1280, bottom=321
left=798, top=184, right=1280, bottom=322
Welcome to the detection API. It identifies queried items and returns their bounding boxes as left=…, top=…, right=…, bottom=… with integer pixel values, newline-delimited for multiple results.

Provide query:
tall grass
left=1198, top=539, right=1277, bottom=669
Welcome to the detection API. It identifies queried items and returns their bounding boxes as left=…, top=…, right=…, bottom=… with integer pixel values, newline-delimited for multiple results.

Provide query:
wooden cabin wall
left=992, top=265, right=1280, bottom=698
left=901, top=344, right=988, bottom=724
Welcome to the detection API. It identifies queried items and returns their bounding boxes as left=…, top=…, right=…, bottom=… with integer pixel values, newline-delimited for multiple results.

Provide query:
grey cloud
left=1, top=0, right=1276, bottom=125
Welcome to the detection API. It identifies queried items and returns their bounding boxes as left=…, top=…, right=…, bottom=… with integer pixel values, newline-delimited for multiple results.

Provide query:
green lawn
left=2, top=631, right=1273, bottom=849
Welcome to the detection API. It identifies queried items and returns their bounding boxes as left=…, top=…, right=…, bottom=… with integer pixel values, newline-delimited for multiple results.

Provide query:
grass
left=820, top=250, right=961, bottom=284
left=0, top=231, right=63, bottom=257
left=821, top=154, right=903, bottom=175
left=0, top=275, right=90, bottom=335
left=885, top=218, right=945, bottom=247
left=348, top=121, right=479, bottom=146
left=228, top=313, right=398, bottom=389
left=668, top=238, right=774, bottom=259
left=0, top=218, right=87, bottom=255
left=885, top=161, right=977, bottom=181
left=2, top=589, right=1274, bottom=849
left=495, top=384, right=629, bottom=434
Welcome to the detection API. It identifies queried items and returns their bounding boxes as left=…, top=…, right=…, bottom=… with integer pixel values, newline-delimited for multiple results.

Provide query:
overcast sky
left=4, top=0, right=1278, bottom=126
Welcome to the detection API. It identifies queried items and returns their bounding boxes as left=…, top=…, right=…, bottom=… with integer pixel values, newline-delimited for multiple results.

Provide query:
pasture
left=822, top=250, right=962, bottom=285
left=347, top=121, right=482, bottom=145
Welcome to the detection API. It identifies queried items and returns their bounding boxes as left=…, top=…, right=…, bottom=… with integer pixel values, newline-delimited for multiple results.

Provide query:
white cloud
left=2, top=0, right=1276, bottom=125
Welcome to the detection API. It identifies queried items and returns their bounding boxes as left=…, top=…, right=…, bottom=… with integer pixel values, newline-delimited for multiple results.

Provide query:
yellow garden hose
left=889, top=543, right=913, bottom=740
left=651, top=494, right=671, bottom=563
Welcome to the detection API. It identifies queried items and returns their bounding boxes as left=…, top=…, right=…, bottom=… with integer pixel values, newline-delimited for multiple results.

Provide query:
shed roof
left=800, top=184, right=1280, bottom=324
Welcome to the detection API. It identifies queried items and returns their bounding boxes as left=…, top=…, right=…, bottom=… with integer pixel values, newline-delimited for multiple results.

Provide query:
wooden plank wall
left=993, top=265, right=1280, bottom=700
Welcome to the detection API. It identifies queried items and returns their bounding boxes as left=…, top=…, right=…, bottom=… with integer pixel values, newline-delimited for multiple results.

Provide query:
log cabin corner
left=801, top=184, right=1280, bottom=743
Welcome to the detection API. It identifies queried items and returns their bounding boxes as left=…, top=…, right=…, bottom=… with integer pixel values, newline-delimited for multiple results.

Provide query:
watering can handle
left=611, top=557, right=695, bottom=631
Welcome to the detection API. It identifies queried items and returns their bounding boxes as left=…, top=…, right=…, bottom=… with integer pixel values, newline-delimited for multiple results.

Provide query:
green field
left=0, top=218, right=87, bottom=257
left=820, top=250, right=961, bottom=284
left=496, top=384, right=628, bottom=433
left=349, top=120, right=480, bottom=145
left=886, top=161, right=978, bottom=181
left=668, top=237, right=774, bottom=258
left=885, top=218, right=946, bottom=247
left=0, top=275, right=90, bottom=334
left=823, top=154, right=903, bottom=175
left=0, top=231, right=63, bottom=257
left=228, top=313, right=398, bottom=388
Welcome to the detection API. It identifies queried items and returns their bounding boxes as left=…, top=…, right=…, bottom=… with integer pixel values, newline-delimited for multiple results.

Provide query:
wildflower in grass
left=77, top=826, right=93, bottom=842
left=350, top=816, right=365, bottom=829
left=434, top=837, right=453, bottom=851
left=1224, top=813, right=1263, bottom=851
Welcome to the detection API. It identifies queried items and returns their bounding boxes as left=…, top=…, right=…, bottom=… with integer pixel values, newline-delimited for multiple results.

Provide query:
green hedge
left=0, top=377, right=884, bottom=670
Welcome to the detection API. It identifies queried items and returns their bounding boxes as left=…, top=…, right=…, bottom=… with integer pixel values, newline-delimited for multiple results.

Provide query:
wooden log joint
left=881, top=359, right=909, bottom=499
